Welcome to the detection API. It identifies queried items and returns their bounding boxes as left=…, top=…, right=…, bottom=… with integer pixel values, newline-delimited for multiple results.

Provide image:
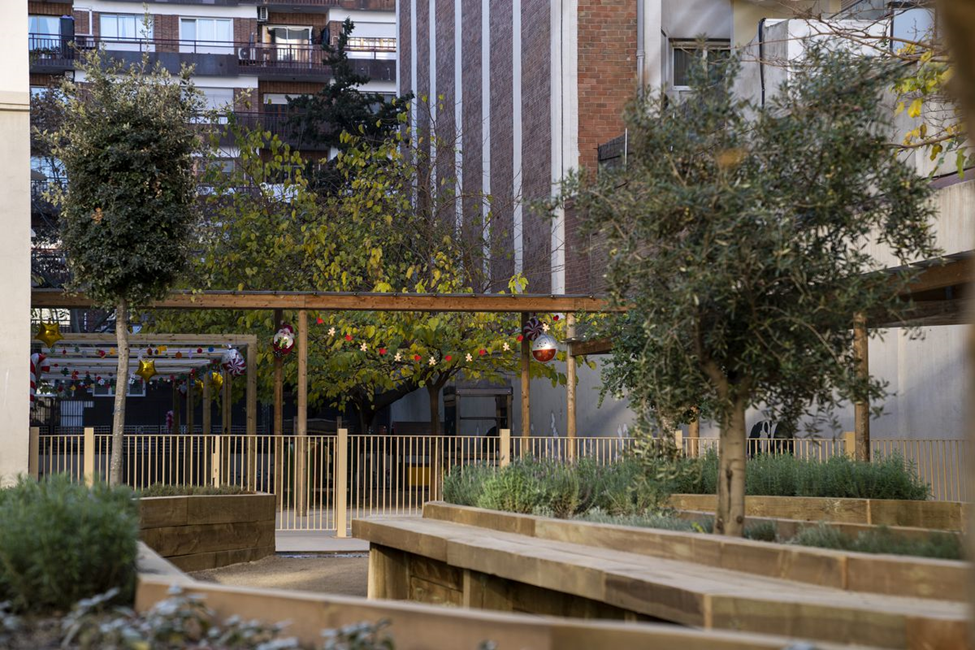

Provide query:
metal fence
left=28, top=428, right=972, bottom=533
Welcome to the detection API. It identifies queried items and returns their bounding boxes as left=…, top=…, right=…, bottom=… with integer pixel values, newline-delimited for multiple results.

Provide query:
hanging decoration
left=272, top=324, right=296, bottom=357
left=222, top=348, right=246, bottom=377
left=523, top=317, right=544, bottom=341
left=135, top=359, right=157, bottom=382
left=30, top=353, right=49, bottom=404
left=531, top=333, right=558, bottom=363
left=34, top=322, right=64, bottom=348
left=210, top=371, right=224, bottom=391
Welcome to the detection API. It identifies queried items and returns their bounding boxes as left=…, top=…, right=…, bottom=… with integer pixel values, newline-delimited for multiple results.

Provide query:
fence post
left=335, top=427, right=349, bottom=538
left=212, top=435, right=223, bottom=487
left=83, top=427, right=95, bottom=486
left=843, top=431, right=856, bottom=459
left=674, top=430, right=684, bottom=457
left=28, top=427, right=39, bottom=479
left=500, top=428, right=511, bottom=467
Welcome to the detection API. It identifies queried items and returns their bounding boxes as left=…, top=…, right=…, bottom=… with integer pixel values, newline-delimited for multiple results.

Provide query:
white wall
left=0, top=0, right=32, bottom=484
left=662, top=0, right=732, bottom=40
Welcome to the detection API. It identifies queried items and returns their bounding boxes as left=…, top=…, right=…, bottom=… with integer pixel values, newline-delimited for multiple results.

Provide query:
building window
left=671, top=41, right=730, bottom=89
left=180, top=18, right=233, bottom=44
left=100, top=14, right=153, bottom=42
left=28, top=15, right=60, bottom=37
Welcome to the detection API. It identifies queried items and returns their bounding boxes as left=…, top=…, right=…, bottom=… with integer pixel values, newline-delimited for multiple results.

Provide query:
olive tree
left=49, top=51, right=203, bottom=484
left=571, top=48, right=938, bottom=536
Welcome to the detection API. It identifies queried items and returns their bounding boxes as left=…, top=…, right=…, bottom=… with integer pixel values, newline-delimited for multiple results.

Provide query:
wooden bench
left=354, top=510, right=969, bottom=649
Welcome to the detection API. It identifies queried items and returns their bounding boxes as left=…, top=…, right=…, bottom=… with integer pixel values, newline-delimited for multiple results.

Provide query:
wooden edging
left=139, top=493, right=276, bottom=572
left=668, top=494, right=969, bottom=531
left=134, top=571, right=858, bottom=650
left=421, top=502, right=969, bottom=602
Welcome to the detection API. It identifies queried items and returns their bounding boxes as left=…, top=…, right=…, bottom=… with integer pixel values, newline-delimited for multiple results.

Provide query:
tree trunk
left=109, top=299, right=129, bottom=486
left=714, top=399, right=747, bottom=537
left=427, top=383, right=441, bottom=436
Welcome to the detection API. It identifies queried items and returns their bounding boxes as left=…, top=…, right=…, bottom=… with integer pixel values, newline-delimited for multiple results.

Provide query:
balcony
left=257, top=0, right=395, bottom=10
left=205, top=111, right=332, bottom=151
left=27, top=34, right=396, bottom=82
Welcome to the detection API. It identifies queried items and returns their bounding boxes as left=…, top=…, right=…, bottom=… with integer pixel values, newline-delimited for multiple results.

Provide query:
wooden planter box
left=668, top=494, right=969, bottom=530
left=139, top=493, right=275, bottom=572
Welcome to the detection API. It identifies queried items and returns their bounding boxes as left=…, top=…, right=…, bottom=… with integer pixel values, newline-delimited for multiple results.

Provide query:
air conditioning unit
left=257, top=7, right=268, bottom=22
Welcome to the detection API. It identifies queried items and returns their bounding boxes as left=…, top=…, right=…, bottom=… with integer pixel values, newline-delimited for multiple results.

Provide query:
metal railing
left=28, top=33, right=395, bottom=76
left=27, top=428, right=973, bottom=533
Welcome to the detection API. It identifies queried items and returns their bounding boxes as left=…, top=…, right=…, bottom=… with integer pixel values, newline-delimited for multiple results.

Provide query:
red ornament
left=97, top=349, right=106, bottom=358
left=197, top=348, right=203, bottom=354
left=345, top=334, right=353, bottom=342
left=175, top=351, right=183, bottom=359
left=413, top=354, right=421, bottom=362
left=445, top=355, right=452, bottom=362
left=478, top=349, right=486, bottom=356
left=316, top=317, right=324, bottom=325
left=379, top=348, right=387, bottom=355
left=553, top=315, right=560, bottom=321
left=517, top=335, right=524, bottom=342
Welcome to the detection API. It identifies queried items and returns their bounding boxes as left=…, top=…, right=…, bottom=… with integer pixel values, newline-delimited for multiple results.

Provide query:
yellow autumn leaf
left=907, top=98, right=923, bottom=119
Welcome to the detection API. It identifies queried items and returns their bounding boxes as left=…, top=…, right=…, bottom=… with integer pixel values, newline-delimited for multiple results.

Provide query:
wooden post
left=202, top=370, right=212, bottom=485
left=566, top=314, right=577, bottom=460
left=246, top=342, right=257, bottom=491
left=500, top=428, right=511, bottom=467
left=688, top=417, right=700, bottom=458
left=28, top=427, right=39, bottom=479
left=520, top=312, right=531, bottom=443
left=273, top=308, right=284, bottom=504
left=843, top=431, right=856, bottom=459
left=185, top=377, right=194, bottom=484
left=221, top=370, right=232, bottom=483
left=83, top=426, right=95, bottom=486
left=336, top=426, right=349, bottom=538
left=296, top=310, right=308, bottom=518
left=854, top=313, right=870, bottom=462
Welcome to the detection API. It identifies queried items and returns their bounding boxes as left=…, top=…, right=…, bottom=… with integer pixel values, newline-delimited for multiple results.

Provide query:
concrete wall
left=0, top=0, right=32, bottom=485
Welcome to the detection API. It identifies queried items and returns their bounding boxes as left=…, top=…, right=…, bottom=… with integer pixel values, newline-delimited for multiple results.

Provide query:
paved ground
left=191, top=553, right=369, bottom=597
left=276, top=531, right=370, bottom=553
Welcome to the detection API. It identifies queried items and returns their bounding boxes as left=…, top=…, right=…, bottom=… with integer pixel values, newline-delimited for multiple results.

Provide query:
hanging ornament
left=359, top=342, right=368, bottom=352
left=394, top=352, right=402, bottom=362
left=175, top=351, right=183, bottom=359
left=30, top=353, right=49, bottom=404
left=210, top=371, right=224, bottom=391
left=221, top=348, right=246, bottom=377
left=428, top=357, right=436, bottom=366
left=479, top=349, right=486, bottom=356
left=136, top=359, right=157, bottom=382
left=344, top=334, right=353, bottom=342
left=379, top=348, right=387, bottom=356
left=465, top=353, right=473, bottom=362
left=542, top=323, right=550, bottom=333
left=195, top=378, right=204, bottom=392
left=34, top=322, right=63, bottom=348
left=531, top=333, right=558, bottom=363
left=523, top=317, right=544, bottom=341
left=97, top=349, right=106, bottom=358
left=316, top=316, right=324, bottom=325
left=445, top=355, right=452, bottom=362
left=273, top=324, right=296, bottom=357
left=502, top=342, right=510, bottom=352
left=328, top=327, right=336, bottom=337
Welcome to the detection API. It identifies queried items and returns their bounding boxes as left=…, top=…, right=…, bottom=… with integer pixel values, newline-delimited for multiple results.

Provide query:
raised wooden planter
left=139, top=493, right=275, bottom=572
left=353, top=503, right=970, bottom=648
left=669, top=494, right=969, bottom=530
left=135, top=547, right=865, bottom=650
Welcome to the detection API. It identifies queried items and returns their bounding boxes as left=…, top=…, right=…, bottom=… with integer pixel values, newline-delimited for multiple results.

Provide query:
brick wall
left=258, top=80, right=325, bottom=105
left=577, top=0, right=635, bottom=171
left=72, top=10, right=90, bottom=35
left=155, top=15, right=178, bottom=52
left=29, top=2, right=63, bottom=17
left=235, top=18, right=258, bottom=44
left=460, top=0, right=484, bottom=286
left=29, top=73, right=59, bottom=87
left=489, top=0, right=514, bottom=290
left=434, top=0, right=455, bottom=231
left=520, top=0, right=552, bottom=293
left=398, top=0, right=411, bottom=97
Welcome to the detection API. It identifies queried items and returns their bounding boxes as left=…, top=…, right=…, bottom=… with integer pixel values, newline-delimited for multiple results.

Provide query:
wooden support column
left=246, top=342, right=257, bottom=491
left=184, top=376, right=194, bottom=484
left=566, top=314, right=577, bottom=460
left=296, top=309, right=308, bottom=518
left=28, top=427, right=39, bottom=479
left=273, top=309, right=284, bottom=504
left=854, top=313, right=870, bottom=462
left=83, top=427, right=95, bottom=486
left=520, top=312, right=531, bottom=443
left=688, top=416, right=700, bottom=458
left=335, top=427, right=349, bottom=537
left=220, top=370, right=232, bottom=485
left=202, top=370, right=212, bottom=485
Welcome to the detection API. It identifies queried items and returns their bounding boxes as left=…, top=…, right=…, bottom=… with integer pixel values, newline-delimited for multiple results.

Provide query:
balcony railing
left=28, top=33, right=395, bottom=78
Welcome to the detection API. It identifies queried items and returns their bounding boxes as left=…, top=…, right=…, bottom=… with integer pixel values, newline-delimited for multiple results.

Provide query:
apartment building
left=395, top=0, right=974, bottom=442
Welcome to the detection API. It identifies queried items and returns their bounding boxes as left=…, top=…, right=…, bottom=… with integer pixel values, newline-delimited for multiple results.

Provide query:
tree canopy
left=569, top=47, right=939, bottom=535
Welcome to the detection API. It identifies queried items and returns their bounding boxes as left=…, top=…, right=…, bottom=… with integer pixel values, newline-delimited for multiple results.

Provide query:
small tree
left=50, top=51, right=202, bottom=484
left=570, top=48, right=938, bottom=536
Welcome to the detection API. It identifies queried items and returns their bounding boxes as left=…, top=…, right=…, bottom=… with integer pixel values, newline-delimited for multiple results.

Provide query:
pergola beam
left=53, top=333, right=259, bottom=346
left=31, top=289, right=617, bottom=313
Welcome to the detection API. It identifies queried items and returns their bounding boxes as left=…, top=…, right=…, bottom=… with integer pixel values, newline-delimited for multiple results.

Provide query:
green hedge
left=138, top=483, right=251, bottom=498
left=0, top=475, right=139, bottom=612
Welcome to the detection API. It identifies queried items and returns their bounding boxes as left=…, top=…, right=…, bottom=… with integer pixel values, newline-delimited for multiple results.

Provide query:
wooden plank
left=182, top=494, right=276, bottom=526
left=55, top=333, right=259, bottom=346
left=245, top=340, right=257, bottom=490
left=166, top=545, right=275, bottom=573
left=566, top=314, right=577, bottom=449
left=901, top=256, right=974, bottom=295
left=141, top=521, right=275, bottom=558
left=296, top=310, right=308, bottom=518
left=569, top=337, right=613, bottom=357
left=32, top=289, right=619, bottom=314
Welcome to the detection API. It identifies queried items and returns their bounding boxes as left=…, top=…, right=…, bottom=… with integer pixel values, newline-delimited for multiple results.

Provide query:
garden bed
left=139, top=493, right=275, bottom=571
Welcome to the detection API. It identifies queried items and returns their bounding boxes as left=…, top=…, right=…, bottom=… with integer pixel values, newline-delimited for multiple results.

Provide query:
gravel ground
left=191, top=553, right=369, bottom=597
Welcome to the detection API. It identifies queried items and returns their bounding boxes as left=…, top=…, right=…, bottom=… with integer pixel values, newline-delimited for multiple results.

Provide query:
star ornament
left=35, top=322, right=63, bottom=348
left=394, top=352, right=402, bottom=362
left=465, top=353, right=473, bottom=362
left=359, top=342, right=368, bottom=352
left=428, top=357, right=436, bottom=366
left=542, top=323, right=550, bottom=332
left=135, top=359, right=157, bottom=382
left=503, top=342, right=510, bottom=352
left=328, top=327, right=336, bottom=337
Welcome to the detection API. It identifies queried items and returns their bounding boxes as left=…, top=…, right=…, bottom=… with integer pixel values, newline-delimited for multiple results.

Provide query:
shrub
left=442, top=464, right=493, bottom=507
left=0, top=475, right=139, bottom=612
left=476, top=462, right=544, bottom=514
left=138, top=484, right=251, bottom=498
left=791, top=524, right=963, bottom=560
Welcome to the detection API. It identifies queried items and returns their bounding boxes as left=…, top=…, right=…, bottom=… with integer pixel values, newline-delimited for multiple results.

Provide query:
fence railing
left=27, top=428, right=973, bottom=533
